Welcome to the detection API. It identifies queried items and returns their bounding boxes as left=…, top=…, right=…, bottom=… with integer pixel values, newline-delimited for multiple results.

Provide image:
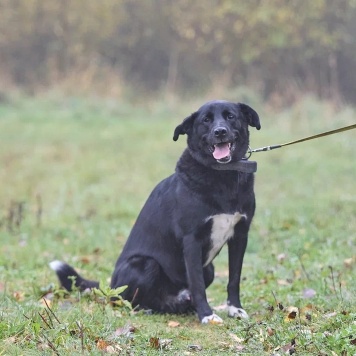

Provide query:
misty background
left=1, top=0, right=356, bottom=105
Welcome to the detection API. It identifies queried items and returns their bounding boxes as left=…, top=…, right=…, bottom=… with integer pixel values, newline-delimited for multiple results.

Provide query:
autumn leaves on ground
left=0, top=96, right=355, bottom=355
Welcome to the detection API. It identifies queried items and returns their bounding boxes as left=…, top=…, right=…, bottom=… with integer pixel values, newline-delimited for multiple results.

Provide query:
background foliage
left=1, top=0, right=356, bottom=103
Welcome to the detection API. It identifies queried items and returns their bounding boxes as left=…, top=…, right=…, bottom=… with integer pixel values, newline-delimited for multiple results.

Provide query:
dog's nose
left=214, top=127, right=227, bottom=137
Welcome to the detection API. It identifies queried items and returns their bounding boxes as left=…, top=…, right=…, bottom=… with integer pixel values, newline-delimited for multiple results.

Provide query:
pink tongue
left=213, top=143, right=230, bottom=160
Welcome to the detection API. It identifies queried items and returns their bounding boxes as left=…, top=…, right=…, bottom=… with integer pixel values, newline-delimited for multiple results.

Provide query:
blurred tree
left=0, top=0, right=355, bottom=102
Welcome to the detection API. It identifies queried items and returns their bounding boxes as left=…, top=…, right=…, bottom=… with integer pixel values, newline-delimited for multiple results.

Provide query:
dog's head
left=173, top=100, right=261, bottom=165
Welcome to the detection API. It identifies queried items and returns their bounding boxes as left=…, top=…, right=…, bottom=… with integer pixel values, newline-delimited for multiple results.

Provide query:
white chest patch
left=204, top=212, right=246, bottom=266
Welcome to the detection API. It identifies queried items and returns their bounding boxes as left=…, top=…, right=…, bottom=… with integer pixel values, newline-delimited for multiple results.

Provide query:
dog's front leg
left=183, top=237, right=223, bottom=324
left=226, top=221, right=249, bottom=319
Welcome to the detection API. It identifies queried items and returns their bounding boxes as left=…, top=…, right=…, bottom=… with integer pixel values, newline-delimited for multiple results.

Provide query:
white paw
left=227, top=306, right=249, bottom=319
left=201, top=313, right=223, bottom=324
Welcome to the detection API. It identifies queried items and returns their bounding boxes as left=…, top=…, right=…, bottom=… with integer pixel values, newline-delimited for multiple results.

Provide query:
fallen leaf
left=149, top=337, right=160, bottom=349
left=3, top=336, right=17, bottom=345
left=302, top=288, right=316, bottom=298
left=324, top=312, right=337, bottom=318
left=188, top=344, right=202, bottom=351
left=80, top=256, right=91, bottom=264
left=229, top=333, right=244, bottom=343
left=217, top=341, right=231, bottom=349
left=343, top=257, right=353, bottom=268
left=13, top=291, right=25, bottom=302
left=274, top=339, right=296, bottom=355
left=293, top=269, right=302, bottom=279
left=285, top=306, right=298, bottom=322
left=282, top=342, right=296, bottom=354
left=277, top=279, right=291, bottom=286
left=305, top=313, right=312, bottom=321
left=159, top=339, right=172, bottom=349
left=300, top=303, right=314, bottom=314
left=149, top=337, right=172, bottom=349
left=277, top=253, right=286, bottom=263
left=267, top=305, right=274, bottom=312
left=112, top=324, right=136, bottom=338
left=105, top=345, right=116, bottom=354
left=267, top=327, right=275, bottom=336
left=168, top=320, right=180, bottom=328
left=97, top=339, right=109, bottom=350
left=93, top=247, right=101, bottom=254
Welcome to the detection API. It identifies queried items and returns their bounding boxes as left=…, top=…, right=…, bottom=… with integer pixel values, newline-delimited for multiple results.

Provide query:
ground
left=0, top=96, right=355, bottom=355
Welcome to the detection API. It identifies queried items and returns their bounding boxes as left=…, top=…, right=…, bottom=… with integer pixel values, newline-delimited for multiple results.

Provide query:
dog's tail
left=49, top=260, right=99, bottom=291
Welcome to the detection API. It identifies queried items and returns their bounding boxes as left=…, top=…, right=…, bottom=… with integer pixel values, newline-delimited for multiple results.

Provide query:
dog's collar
left=211, top=160, right=257, bottom=173
left=187, top=150, right=257, bottom=173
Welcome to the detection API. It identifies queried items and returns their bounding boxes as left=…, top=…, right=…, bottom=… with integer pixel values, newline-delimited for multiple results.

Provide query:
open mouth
left=209, top=142, right=235, bottom=164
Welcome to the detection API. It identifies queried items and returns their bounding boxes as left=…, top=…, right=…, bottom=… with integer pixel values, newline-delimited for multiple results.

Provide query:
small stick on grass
left=271, top=290, right=278, bottom=305
left=40, top=334, right=60, bottom=356
left=297, top=253, right=311, bottom=281
left=38, top=312, right=52, bottom=329
left=339, top=281, right=344, bottom=303
left=328, top=266, right=339, bottom=299
left=7, top=202, right=14, bottom=232
left=44, top=308, right=54, bottom=329
left=15, top=201, right=24, bottom=229
left=131, top=288, right=139, bottom=305
left=271, top=290, right=284, bottom=310
left=76, top=321, right=85, bottom=353
left=36, top=193, right=42, bottom=227
left=43, top=298, right=61, bottom=324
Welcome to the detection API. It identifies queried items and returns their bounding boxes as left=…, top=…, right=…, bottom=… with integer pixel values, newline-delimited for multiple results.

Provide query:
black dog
left=50, top=100, right=261, bottom=324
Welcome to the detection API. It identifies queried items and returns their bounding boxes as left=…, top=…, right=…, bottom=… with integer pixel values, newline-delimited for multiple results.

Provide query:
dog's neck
left=187, top=149, right=257, bottom=173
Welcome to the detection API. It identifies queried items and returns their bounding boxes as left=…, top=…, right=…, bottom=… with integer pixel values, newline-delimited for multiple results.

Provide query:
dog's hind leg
left=111, top=256, right=192, bottom=314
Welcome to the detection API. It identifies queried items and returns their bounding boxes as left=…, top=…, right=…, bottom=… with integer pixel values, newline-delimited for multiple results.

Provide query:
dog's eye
left=203, top=116, right=211, bottom=123
left=227, top=113, right=235, bottom=120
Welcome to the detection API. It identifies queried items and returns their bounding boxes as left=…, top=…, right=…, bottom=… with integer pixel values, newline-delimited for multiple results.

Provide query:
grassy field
left=0, top=95, right=355, bottom=355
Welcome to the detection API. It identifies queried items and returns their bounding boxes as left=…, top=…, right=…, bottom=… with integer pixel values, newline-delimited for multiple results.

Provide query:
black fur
left=50, top=100, right=261, bottom=323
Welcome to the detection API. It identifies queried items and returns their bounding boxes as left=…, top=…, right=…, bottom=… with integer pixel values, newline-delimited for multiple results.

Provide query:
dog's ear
left=238, top=103, right=261, bottom=130
left=173, top=112, right=197, bottom=141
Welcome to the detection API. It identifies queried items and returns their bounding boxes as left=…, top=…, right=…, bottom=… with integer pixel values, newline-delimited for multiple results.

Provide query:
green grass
left=0, top=95, right=355, bottom=355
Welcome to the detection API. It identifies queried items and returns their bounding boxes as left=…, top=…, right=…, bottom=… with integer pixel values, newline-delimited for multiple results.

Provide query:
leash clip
left=243, top=146, right=252, bottom=160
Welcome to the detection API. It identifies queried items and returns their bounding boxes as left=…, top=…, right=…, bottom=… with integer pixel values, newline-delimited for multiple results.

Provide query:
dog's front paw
left=201, top=313, right=223, bottom=324
left=227, top=305, right=249, bottom=319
